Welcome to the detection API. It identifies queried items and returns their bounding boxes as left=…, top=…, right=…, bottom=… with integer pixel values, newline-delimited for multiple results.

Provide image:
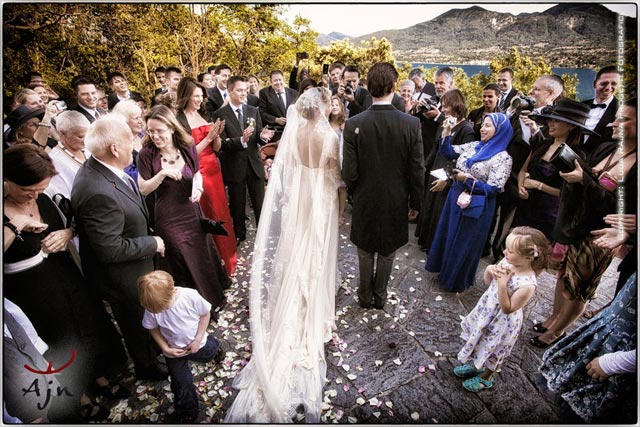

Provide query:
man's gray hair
left=540, top=75, right=564, bottom=99
left=408, top=68, right=425, bottom=80
left=435, top=67, right=455, bottom=85
left=84, top=114, right=130, bottom=158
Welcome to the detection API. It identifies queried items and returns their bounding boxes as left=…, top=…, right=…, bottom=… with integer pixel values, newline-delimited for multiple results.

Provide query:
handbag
left=52, top=193, right=74, bottom=227
left=456, top=180, right=487, bottom=219
left=549, top=143, right=580, bottom=173
left=195, top=202, right=229, bottom=236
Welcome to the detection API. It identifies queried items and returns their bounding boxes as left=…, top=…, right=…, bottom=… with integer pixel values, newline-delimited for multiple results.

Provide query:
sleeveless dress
left=458, top=259, right=537, bottom=371
left=191, top=124, right=237, bottom=276
left=3, top=194, right=127, bottom=388
left=137, top=143, right=230, bottom=309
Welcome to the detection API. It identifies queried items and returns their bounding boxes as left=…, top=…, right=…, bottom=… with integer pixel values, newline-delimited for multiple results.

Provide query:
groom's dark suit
left=71, top=156, right=161, bottom=377
left=212, top=102, right=266, bottom=241
left=343, top=103, right=424, bottom=308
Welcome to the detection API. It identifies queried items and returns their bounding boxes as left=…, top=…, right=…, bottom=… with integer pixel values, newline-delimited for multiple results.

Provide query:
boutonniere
left=355, top=128, right=360, bottom=135
left=246, top=117, right=256, bottom=128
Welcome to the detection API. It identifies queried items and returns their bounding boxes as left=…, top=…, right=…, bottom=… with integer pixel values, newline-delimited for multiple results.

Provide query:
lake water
left=407, top=63, right=596, bottom=101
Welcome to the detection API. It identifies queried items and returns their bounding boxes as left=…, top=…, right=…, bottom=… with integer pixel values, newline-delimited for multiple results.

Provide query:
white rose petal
left=375, top=360, right=383, bottom=366
left=356, top=397, right=365, bottom=405
left=342, top=364, right=350, bottom=372
left=393, top=358, right=402, bottom=365
left=435, top=295, right=443, bottom=301
left=347, top=373, right=357, bottom=380
left=411, top=412, right=420, bottom=421
left=385, top=401, right=393, bottom=408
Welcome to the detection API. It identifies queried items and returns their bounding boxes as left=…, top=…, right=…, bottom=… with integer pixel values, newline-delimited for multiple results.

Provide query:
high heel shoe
left=529, top=332, right=566, bottom=349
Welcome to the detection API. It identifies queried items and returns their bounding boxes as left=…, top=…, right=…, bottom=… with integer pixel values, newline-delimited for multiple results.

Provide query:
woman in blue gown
left=426, top=113, right=513, bottom=292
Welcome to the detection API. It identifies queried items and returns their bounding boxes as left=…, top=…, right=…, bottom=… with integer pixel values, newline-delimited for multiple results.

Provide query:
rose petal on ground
left=347, top=374, right=357, bottom=380
left=434, top=351, right=442, bottom=357
left=368, top=397, right=380, bottom=406
left=348, top=416, right=358, bottom=423
left=393, top=358, right=402, bottom=365
left=418, top=365, right=426, bottom=373
left=435, top=295, right=443, bottom=301
left=385, top=401, right=393, bottom=408
left=411, top=412, right=420, bottom=421
left=416, top=277, right=423, bottom=282
left=375, top=360, right=383, bottom=367
left=343, top=384, right=350, bottom=392
left=342, top=364, right=350, bottom=372
left=373, top=412, right=381, bottom=418
left=428, top=364, right=436, bottom=371
left=357, top=387, right=366, bottom=393
left=356, top=397, right=365, bottom=405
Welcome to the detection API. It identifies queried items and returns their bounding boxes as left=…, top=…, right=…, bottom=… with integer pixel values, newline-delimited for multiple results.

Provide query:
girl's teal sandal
left=462, top=375, right=494, bottom=392
left=453, top=364, right=486, bottom=378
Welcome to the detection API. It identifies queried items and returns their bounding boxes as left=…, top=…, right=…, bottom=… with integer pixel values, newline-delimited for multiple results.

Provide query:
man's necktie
left=236, top=108, right=244, bottom=130
left=223, top=92, right=227, bottom=100
left=591, top=103, right=606, bottom=109
left=499, top=92, right=507, bottom=110
left=123, top=174, right=140, bottom=199
left=277, top=92, right=286, bottom=113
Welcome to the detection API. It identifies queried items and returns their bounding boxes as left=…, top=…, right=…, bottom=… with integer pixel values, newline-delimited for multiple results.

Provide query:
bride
left=224, top=86, right=341, bottom=423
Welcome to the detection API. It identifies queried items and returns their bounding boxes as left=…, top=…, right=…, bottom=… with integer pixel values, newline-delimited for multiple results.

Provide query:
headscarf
left=465, top=112, right=513, bottom=169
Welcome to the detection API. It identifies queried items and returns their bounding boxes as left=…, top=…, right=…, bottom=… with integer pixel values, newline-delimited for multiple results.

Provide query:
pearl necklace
left=58, top=142, right=86, bottom=165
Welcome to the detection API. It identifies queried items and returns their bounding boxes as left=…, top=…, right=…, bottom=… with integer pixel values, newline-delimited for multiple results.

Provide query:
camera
left=344, top=84, right=354, bottom=95
left=417, top=97, right=438, bottom=113
left=297, top=52, right=309, bottom=59
left=54, top=100, right=68, bottom=111
left=510, top=95, right=536, bottom=111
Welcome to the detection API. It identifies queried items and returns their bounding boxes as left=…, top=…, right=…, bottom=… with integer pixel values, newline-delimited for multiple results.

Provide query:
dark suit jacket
left=71, top=156, right=157, bottom=299
left=499, top=87, right=518, bottom=112
left=107, top=90, right=142, bottom=111
left=417, top=81, right=436, bottom=98
left=345, top=86, right=372, bottom=118
left=391, top=93, right=405, bottom=112
left=72, top=105, right=105, bottom=124
left=342, top=104, right=425, bottom=255
left=247, top=93, right=259, bottom=107
left=581, top=97, right=618, bottom=154
left=258, top=86, right=298, bottom=125
left=205, top=87, right=226, bottom=117
left=212, top=103, right=265, bottom=183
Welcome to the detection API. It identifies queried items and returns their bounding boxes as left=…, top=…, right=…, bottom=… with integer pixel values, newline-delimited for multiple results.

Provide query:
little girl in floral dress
left=453, top=226, right=551, bottom=392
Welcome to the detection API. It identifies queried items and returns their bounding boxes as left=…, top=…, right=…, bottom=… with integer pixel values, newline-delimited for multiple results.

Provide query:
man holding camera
left=337, top=65, right=372, bottom=118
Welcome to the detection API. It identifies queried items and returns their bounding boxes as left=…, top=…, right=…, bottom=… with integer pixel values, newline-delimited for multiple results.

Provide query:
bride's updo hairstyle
left=296, top=86, right=331, bottom=120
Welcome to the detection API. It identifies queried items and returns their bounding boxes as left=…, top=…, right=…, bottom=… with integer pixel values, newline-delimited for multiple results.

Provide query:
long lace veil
left=225, top=87, right=341, bottom=423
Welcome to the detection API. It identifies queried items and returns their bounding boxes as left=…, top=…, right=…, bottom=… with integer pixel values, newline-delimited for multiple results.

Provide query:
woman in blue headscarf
left=427, top=113, right=513, bottom=292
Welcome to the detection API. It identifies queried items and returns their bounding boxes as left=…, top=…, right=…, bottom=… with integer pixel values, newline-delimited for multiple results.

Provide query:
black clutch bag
left=550, top=143, right=580, bottom=173
left=200, top=218, right=229, bottom=236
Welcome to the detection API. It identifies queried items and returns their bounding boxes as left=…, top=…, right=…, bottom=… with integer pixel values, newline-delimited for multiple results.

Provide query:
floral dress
left=458, top=259, right=536, bottom=371
left=540, top=273, right=637, bottom=423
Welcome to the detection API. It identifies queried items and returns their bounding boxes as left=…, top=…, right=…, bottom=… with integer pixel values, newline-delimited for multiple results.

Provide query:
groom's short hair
left=367, top=62, right=398, bottom=98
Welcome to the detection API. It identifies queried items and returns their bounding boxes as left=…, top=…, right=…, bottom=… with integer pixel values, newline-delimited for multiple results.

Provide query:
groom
left=342, top=62, right=425, bottom=309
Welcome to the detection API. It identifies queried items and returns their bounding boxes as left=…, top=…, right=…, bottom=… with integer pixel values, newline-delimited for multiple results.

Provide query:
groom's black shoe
left=358, top=299, right=372, bottom=309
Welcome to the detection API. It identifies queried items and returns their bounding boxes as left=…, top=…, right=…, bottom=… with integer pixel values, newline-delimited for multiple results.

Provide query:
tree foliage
left=3, top=4, right=318, bottom=103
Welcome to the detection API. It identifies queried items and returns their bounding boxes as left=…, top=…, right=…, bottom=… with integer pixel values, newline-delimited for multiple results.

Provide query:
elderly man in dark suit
left=342, top=62, right=425, bottom=310
left=258, top=69, right=297, bottom=142
left=71, top=115, right=167, bottom=381
left=213, top=76, right=275, bottom=244
left=71, top=76, right=105, bottom=123
left=581, top=66, right=620, bottom=155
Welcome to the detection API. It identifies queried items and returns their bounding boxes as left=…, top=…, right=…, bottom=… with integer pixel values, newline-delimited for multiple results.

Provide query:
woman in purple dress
left=137, top=105, right=230, bottom=310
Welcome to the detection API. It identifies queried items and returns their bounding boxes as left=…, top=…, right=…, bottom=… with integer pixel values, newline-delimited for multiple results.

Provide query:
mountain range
left=317, top=4, right=637, bottom=68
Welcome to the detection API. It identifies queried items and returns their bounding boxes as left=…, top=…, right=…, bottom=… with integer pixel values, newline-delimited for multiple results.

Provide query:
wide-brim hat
left=529, top=98, right=599, bottom=136
left=5, top=105, right=45, bottom=129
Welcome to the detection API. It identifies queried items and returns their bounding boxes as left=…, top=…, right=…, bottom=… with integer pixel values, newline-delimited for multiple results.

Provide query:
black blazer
left=581, top=97, right=618, bottom=154
left=416, top=82, right=436, bottom=98
left=212, top=103, right=265, bottom=183
left=391, top=93, right=405, bottom=112
left=71, top=156, right=157, bottom=297
left=107, top=90, right=142, bottom=111
left=205, top=87, right=226, bottom=117
left=247, top=93, right=259, bottom=108
left=499, top=87, right=518, bottom=112
left=258, top=86, right=298, bottom=125
left=72, top=105, right=105, bottom=124
left=346, top=86, right=373, bottom=118
left=342, top=104, right=425, bottom=255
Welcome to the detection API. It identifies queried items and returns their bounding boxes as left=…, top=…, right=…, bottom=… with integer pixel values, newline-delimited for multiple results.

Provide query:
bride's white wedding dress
left=224, top=88, right=341, bottom=423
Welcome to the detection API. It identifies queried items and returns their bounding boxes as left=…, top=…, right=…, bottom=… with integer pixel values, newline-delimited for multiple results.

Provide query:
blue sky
left=284, top=3, right=637, bottom=37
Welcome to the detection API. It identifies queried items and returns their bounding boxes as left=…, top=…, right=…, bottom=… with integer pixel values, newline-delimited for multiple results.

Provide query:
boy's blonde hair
left=138, top=270, right=176, bottom=313
left=509, top=226, right=551, bottom=275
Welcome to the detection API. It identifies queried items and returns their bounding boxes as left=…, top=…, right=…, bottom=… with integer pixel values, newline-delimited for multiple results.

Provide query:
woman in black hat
left=529, top=98, right=637, bottom=348
left=4, top=103, right=58, bottom=150
left=512, top=98, right=597, bottom=238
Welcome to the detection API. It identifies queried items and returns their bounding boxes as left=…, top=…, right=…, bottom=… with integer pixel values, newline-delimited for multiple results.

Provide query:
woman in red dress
left=176, top=77, right=237, bottom=275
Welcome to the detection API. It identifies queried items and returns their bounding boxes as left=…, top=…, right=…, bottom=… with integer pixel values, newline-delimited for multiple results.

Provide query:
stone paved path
left=108, top=208, right=619, bottom=423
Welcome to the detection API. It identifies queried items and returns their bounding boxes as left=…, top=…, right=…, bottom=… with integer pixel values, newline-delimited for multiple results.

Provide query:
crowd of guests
left=3, top=60, right=636, bottom=423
